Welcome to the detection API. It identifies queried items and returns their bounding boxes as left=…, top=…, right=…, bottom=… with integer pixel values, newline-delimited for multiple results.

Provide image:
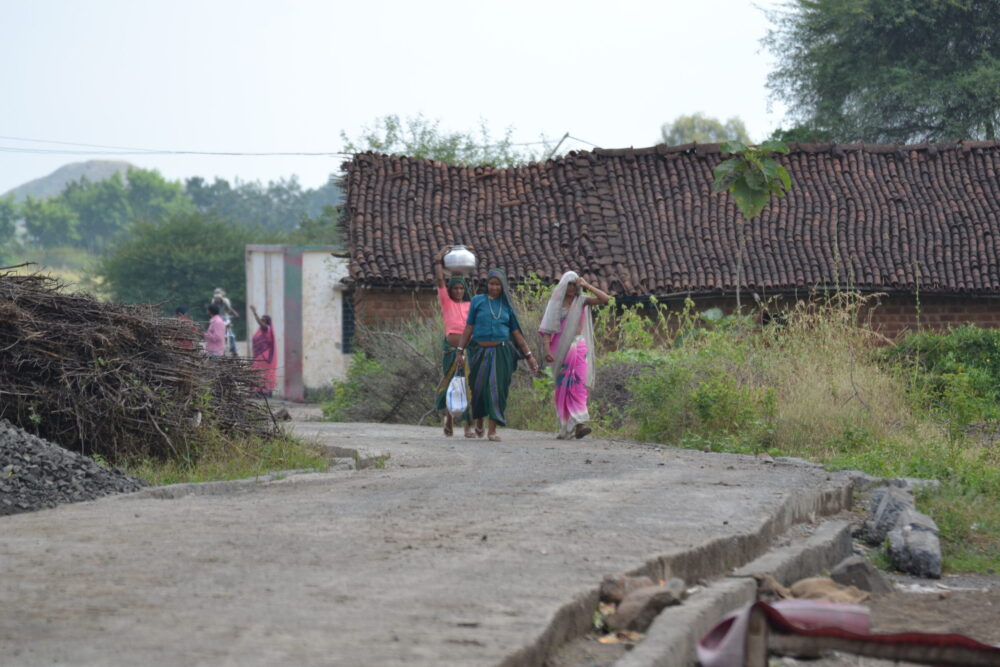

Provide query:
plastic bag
left=446, top=373, right=468, bottom=419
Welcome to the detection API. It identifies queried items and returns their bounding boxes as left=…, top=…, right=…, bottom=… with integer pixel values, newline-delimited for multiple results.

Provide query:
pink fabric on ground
left=204, top=315, right=227, bottom=356
left=550, top=329, right=590, bottom=438
left=438, top=287, right=470, bottom=336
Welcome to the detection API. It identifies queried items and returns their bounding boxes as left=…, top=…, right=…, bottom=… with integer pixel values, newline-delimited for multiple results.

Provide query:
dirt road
left=0, top=422, right=854, bottom=666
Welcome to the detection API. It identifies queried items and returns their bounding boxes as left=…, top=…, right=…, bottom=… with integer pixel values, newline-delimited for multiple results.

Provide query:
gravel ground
left=0, top=419, right=146, bottom=516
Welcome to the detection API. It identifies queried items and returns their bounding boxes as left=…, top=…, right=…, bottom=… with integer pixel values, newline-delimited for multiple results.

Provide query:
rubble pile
left=0, top=268, right=276, bottom=464
left=0, top=419, right=146, bottom=516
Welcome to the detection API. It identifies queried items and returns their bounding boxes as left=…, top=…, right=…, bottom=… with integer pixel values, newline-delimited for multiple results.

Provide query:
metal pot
left=443, top=244, right=477, bottom=275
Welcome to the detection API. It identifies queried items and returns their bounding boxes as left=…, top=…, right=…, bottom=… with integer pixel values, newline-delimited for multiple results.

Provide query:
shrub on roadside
left=322, top=318, right=439, bottom=424
left=881, top=324, right=1000, bottom=433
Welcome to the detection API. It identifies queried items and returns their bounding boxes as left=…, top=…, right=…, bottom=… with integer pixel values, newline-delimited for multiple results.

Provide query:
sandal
left=488, top=433, right=501, bottom=442
left=463, top=427, right=476, bottom=438
left=574, top=424, right=592, bottom=439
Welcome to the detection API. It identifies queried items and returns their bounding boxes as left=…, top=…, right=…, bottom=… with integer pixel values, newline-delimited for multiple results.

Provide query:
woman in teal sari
left=455, top=269, right=539, bottom=441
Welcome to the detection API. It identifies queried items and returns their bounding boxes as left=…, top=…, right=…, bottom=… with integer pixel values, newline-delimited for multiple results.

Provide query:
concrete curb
left=617, top=520, right=854, bottom=667
left=617, top=577, right=757, bottom=667
left=499, top=473, right=855, bottom=667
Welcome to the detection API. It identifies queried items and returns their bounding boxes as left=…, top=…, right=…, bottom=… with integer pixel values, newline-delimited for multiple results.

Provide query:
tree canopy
left=185, top=175, right=341, bottom=232
left=95, top=212, right=259, bottom=335
left=341, top=114, right=540, bottom=167
left=764, top=0, right=1000, bottom=143
left=660, top=113, right=751, bottom=145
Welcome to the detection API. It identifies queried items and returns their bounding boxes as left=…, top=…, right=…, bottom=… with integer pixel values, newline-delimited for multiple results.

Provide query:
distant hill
left=4, top=160, right=135, bottom=202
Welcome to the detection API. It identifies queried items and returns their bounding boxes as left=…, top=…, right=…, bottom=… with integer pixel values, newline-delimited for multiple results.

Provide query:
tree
left=285, top=205, right=341, bottom=245
left=660, top=113, right=751, bottom=145
left=185, top=175, right=339, bottom=232
left=0, top=195, right=17, bottom=243
left=96, top=212, right=261, bottom=337
left=712, top=140, right=792, bottom=310
left=123, top=167, right=193, bottom=223
left=341, top=114, right=539, bottom=167
left=22, top=167, right=195, bottom=251
left=22, top=196, right=80, bottom=247
left=61, top=174, right=133, bottom=251
left=764, top=0, right=1000, bottom=143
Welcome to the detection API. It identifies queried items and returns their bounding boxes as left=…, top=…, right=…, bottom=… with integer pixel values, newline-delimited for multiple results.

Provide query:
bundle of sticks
left=0, top=267, right=276, bottom=464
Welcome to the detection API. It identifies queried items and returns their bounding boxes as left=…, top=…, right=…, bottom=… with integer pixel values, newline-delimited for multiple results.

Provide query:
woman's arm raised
left=579, top=278, right=611, bottom=306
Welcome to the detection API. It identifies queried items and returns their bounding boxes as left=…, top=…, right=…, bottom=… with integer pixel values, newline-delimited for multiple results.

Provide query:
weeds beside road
left=121, top=431, right=329, bottom=486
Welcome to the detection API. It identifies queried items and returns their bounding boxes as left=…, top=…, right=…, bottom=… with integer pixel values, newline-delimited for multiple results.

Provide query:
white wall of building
left=245, top=245, right=350, bottom=399
left=302, top=251, right=351, bottom=389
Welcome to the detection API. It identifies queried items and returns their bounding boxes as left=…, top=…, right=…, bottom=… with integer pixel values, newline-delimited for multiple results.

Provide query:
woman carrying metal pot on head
left=538, top=271, right=610, bottom=439
left=455, top=268, right=539, bottom=441
left=433, top=245, right=474, bottom=437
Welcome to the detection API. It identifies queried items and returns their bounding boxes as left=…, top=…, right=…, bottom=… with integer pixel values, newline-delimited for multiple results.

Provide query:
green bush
left=629, top=329, right=776, bottom=451
left=883, top=324, right=1000, bottom=430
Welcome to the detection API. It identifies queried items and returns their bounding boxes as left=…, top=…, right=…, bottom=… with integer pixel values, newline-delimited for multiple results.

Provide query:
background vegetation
left=764, top=0, right=1000, bottom=143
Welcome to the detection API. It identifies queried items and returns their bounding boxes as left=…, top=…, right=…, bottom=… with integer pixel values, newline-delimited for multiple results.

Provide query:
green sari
left=466, top=341, right=516, bottom=425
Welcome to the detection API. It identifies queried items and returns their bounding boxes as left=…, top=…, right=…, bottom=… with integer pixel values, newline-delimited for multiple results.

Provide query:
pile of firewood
left=0, top=267, right=276, bottom=464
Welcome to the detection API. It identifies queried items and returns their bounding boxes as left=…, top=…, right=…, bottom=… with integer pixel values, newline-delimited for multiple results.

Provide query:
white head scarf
left=538, top=271, right=596, bottom=388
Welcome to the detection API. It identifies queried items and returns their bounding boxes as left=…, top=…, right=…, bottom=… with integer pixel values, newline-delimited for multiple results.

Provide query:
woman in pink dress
left=250, top=305, right=277, bottom=397
left=433, top=246, right=473, bottom=437
left=538, top=271, right=610, bottom=439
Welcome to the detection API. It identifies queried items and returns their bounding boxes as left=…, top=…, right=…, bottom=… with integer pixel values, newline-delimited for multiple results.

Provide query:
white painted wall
left=245, top=245, right=351, bottom=399
left=302, top=251, right=351, bottom=389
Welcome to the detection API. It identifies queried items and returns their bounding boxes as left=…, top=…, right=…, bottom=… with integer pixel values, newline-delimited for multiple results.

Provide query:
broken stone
left=605, top=577, right=685, bottom=632
left=599, top=574, right=656, bottom=604
left=888, top=508, right=942, bottom=579
left=0, top=419, right=146, bottom=517
left=863, top=486, right=914, bottom=546
left=830, top=555, right=893, bottom=596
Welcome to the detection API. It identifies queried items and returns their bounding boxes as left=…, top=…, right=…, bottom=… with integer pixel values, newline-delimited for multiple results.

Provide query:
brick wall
left=353, top=287, right=439, bottom=328
left=865, top=295, right=1000, bottom=340
left=657, top=293, right=1000, bottom=341
left=354, top=287, right=1000, bottom=343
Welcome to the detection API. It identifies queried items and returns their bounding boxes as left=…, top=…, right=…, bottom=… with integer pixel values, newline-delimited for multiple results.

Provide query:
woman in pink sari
left=538, top=272, right=610, bottom=439
left=250, top=305, right=277, bottom=397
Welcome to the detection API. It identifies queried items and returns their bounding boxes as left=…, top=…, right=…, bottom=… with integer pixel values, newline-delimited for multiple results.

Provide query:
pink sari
left=548, top=308, right=592, bottom=439
left=251, top=323, right=277, bottom=394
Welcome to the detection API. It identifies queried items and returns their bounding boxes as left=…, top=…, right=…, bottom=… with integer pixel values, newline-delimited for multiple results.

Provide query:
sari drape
left=539, top=271, right=596, bottom=438
left=251, top=324, right=277, bottom=394
left=548, top=310, right=592, bottom=438
left=466, top=342, right=515, bottom=425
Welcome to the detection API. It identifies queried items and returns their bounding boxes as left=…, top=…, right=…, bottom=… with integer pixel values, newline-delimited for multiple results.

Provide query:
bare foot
left=443, top=416, right=453, bottom=437
left=487, top=433, right=501, bottom=442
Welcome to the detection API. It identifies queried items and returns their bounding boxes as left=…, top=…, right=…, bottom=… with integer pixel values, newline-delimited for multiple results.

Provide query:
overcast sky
left=1, top=0, right=787, bottom=195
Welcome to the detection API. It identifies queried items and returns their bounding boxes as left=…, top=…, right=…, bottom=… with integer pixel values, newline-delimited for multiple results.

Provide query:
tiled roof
left=341, top=141, right=1000, bottom=296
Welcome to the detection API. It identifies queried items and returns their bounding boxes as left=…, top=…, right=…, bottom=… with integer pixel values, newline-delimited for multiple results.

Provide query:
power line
left=0, top=133, right=600, bottom=158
